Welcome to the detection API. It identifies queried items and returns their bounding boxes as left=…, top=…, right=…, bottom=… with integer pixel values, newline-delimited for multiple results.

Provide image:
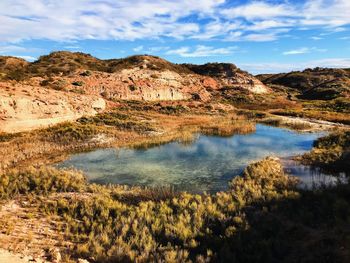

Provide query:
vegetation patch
left=1, top=132, right=350, bottom=262
left=77, top=111, right=155, bottom=133
left=0, top=132, right=19, bottom=142
left=2, top=158, right=298, bottom=262
left=40, top=122, right=102, bottom=145
left=301, top=130, right=350, bottom=174
left=72, top=81, right=84, bottom=86
left=259, top=116, right=313, bottom=131
left=0, top=167, right=85, bottom=199
left=2, top=156, right=350, bottom=262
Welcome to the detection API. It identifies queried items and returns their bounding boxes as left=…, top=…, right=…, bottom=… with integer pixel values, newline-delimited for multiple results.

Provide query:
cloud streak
left=166, top=45, right=237, bottom=57
left=283, top=47, right=327, bottom=55
left=0, top=0, right=349, bottom=43
left=241, top=58, right=350, bottom=74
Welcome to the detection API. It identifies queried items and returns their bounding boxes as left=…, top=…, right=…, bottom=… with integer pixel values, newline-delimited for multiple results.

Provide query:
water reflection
left=282, top=158, right=347, bottom=188
left=58, top=124, right=332, bottom=193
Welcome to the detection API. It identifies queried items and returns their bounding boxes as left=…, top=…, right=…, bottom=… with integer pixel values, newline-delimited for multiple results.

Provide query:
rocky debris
left=91, top=97, right=106, bottom=111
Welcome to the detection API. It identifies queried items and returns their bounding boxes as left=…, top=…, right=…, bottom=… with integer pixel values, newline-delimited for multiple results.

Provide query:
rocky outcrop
left=184, top=63, right=270, bottom=94
left=26, top=57, right=220, bottom=102
left=0, top=82, right=106, bottom=133
left=1, top=52, right=269, bottom=102
left=0, top=52, right=271, bottom=133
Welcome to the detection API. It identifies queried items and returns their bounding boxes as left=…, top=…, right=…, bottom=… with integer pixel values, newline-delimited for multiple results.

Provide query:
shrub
left=80, top=70, right=92, bottom=76
left=41, top=122, right=100, bottom=144
left=72, top=81, right=84, bottom=86
left=301, top=131, right=350, bottom=174
left=129, top=85, right=137, bottom=91
left=0, top=167, right=86, bottom=199
left=37, top=158, right=299, bottom=262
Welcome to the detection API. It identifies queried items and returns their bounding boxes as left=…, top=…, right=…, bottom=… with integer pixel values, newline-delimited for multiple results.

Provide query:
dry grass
left=0, top=107, right=253, bottom=171
left=271, top=108, right=350, bottom=125
left=259, top=116, right=314, bottom=131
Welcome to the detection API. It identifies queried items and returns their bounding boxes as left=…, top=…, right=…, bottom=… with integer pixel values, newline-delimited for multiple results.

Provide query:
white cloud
left=301, top=1, right=350, bottom=27
left=283, top=47, right=310, bottom=55
left=166, top=45, right=237, bottom=57
left=148, top=46, right=170, bottom=53
left=192, top=21, right=242, bottom=40
left=247, top=20, right=294, bottom=31
left=16, top=55, right=37, bottom=61
left=0, top=0, right=349, bottom=44
left=133, top=46, right=144, bottom=52
left=221, top=2, right=294, bottom=20
left=64, top=45, right=80, bottom=50
left=310, top=36, right=323, bottom=40
left=243, top=33, right=279, bottom=42
left=0, top=45, right=41, bottom=59
left=0, top=45, right=27, bottom=53
left=283, top=47, right=327, bottom=55
left=132, top=46, right=169, bottom=54
left=240, top=58, right=350, bottom=74
left=0, top=0, right=222, bottom=42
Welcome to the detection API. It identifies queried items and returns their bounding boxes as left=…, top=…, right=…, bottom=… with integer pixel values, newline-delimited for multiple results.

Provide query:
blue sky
left=0, top=0, right=350, bottom=73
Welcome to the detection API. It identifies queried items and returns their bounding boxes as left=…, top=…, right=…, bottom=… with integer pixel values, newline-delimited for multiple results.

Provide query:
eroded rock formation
left=0, top=52, right=269, bottom=132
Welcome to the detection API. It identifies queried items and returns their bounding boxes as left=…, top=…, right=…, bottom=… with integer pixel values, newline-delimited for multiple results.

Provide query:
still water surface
left=58, top=124, right=338, bottom=193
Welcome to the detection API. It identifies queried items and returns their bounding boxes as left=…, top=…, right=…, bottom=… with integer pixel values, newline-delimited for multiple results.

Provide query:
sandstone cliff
left=0, top=82, right=105, bottom=133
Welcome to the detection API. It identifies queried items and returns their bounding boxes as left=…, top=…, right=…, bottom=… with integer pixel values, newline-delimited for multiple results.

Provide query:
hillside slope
left=184, top=63, right=269, bottom=93
left=1, top=52, right=269, bottom=102
left=257, top=67, right=350, bottom=100
left=0, top=52, right=271, bottom=132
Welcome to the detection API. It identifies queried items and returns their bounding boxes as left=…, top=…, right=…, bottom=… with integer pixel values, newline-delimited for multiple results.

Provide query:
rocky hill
left=257, top=67, right=350, bottom=100
left=0, top=51, right=269, bottom=132
left=184, top=63, right=269, bottom=93
left=1, top=52, right=269, bottom=101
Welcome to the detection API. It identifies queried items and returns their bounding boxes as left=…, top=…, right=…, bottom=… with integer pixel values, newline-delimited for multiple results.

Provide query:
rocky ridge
left=0, top=51, right=269, bottom=132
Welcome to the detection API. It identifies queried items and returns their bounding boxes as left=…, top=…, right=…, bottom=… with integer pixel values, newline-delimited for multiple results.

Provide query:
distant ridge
left=257, top=67, right=350, bottom=100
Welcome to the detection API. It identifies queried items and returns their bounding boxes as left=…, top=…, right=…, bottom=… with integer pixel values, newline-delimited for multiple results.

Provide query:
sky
left=0, top=0, right=350, bottom=74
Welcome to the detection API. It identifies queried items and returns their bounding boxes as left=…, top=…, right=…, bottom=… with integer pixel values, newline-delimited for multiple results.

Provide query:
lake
left=58, top=124, right=333, bottom=193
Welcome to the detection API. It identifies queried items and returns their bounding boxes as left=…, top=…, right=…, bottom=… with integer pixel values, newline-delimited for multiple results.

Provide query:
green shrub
left=41, top=122, right=99, bottom=144
left=0, top=167, right=86, bottom=199
left=37, top=158, right=299, bottom=262
left=301, top=131, right=350, bottom=174
left=72, top=81, right=84, bottom=86
left=129, top=85, right=137, bottom=91
left=0, top=132, right=18, bottom=142
left=80, top=70, right=92, bottom=76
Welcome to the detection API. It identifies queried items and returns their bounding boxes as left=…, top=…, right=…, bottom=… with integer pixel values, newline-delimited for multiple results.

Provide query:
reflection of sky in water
left=58, top=124, right=325, bottom=193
